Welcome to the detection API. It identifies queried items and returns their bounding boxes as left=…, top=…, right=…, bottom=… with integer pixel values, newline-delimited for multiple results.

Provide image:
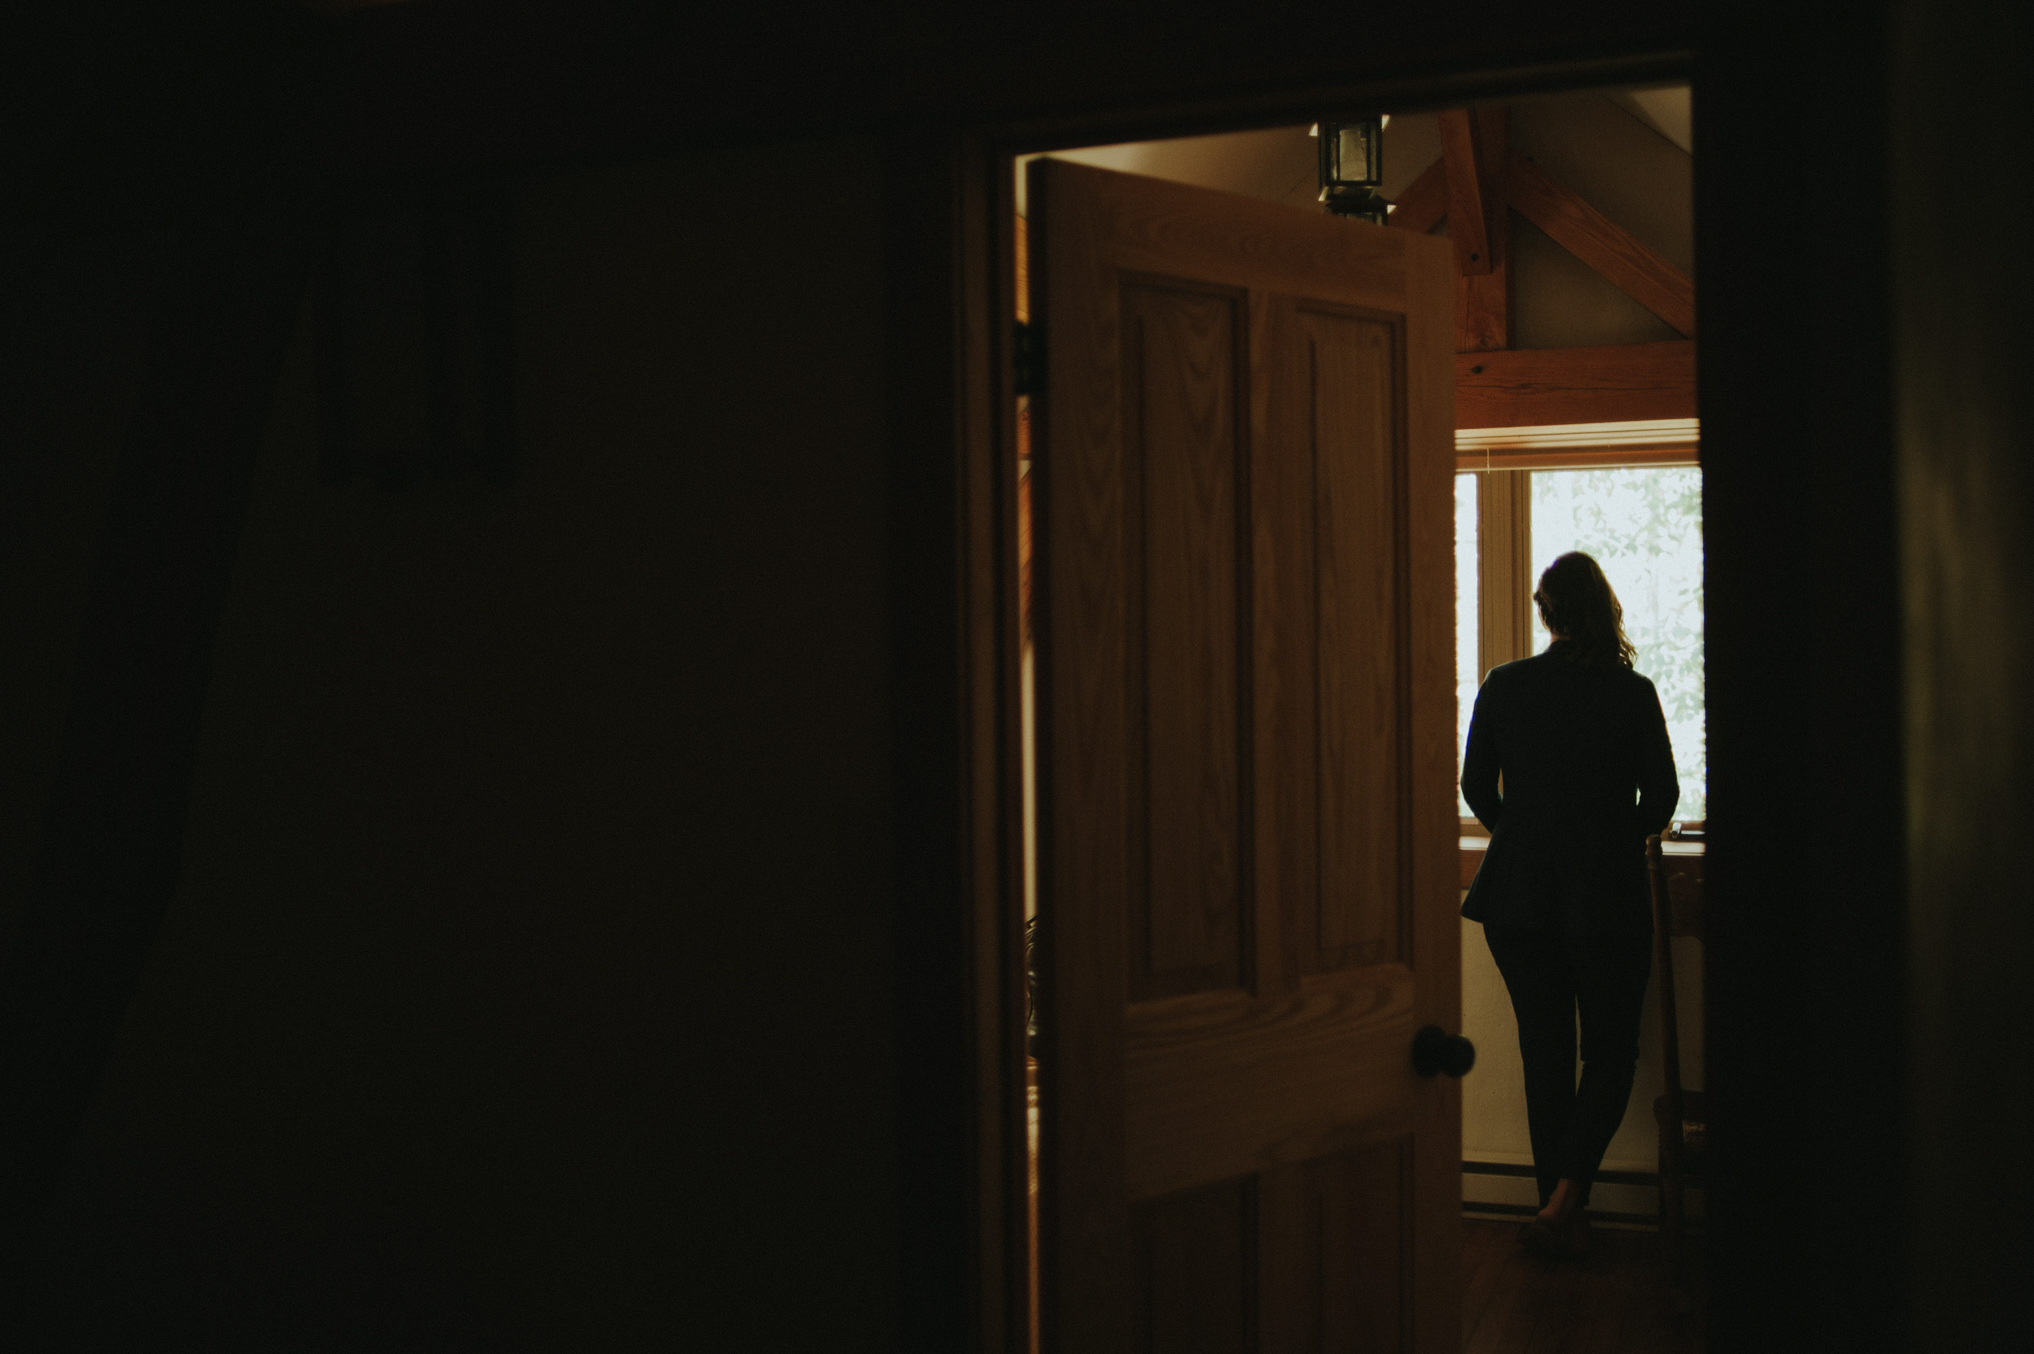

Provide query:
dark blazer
left=1460, top=642, right=1680, bottom=935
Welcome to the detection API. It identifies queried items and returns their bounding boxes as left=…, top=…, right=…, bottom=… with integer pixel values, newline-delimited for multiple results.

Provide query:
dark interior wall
left=17, top=143, right=901, bottom=1350
left=1696, top=2, right=1909, bottom=1348
left=0, top=241, right=151, bottom=967
left=1892, top=2, right=2034, bottom=1349
left=319, top=0, right=1693, bottom=177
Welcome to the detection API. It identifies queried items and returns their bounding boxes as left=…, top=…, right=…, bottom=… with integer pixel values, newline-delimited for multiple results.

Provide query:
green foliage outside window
left=1531, top=466, right=1706, bottom=821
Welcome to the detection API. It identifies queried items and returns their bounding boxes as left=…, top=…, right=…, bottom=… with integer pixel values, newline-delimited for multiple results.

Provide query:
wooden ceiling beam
left=1502, top=153, right=1697, bottom=337
left=1454, top=107, right=1510, bottom=352
left=1455, top=340, right=1696, bottom=428
left=1387, top=158, right=1447, bottom=235
left=1438, top=110, right=1494, bottom=276
left=1397, top=108, right=1696, bottom=352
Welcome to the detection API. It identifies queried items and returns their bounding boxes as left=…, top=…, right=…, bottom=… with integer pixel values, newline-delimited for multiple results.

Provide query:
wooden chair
left=1648, top=831, right=1706, bottom=1281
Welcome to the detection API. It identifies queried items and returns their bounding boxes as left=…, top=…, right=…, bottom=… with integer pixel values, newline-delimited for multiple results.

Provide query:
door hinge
left=1014, top=322, right=1044, bottom=398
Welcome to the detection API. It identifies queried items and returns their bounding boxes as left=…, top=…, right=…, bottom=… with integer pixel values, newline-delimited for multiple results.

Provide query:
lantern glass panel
left=1334, top=122, right=1380, bottom=187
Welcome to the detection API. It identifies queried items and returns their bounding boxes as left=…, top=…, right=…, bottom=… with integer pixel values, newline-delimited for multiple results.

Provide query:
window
left=1455, top=474, right=1481, bottom=819
left=1456, top=429, right=1706, bottom=825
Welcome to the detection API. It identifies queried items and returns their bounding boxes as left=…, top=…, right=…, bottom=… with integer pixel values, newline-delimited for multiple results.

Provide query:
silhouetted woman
left=1461, top=551, right=1679, bottom=1259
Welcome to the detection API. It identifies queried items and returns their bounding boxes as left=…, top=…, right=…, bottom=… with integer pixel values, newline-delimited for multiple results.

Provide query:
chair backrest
left=1646, top=834, right=1688, bottom=1116
left=1657, top=830, right=1705, bottom=940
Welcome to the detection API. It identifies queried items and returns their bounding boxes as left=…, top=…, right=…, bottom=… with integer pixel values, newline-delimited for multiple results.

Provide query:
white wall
left=1018, top=125, right=1320, bottom=217
left=1025, top=89, right=1696, bottom=356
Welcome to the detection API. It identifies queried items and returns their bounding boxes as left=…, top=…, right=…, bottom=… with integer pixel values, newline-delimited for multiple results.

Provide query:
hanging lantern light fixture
left=1315, top=114, right=1392, bottom=225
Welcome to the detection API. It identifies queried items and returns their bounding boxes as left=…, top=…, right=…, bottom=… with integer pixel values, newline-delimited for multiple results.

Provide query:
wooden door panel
left=1036, top=157, right=1458, bottom=1354
left=1121, top=277, right=1248, bottom=1002
left=1128, top=1148, right=1475, bottom=1354
left=1249, top=292, right=1323, bottom=1000
left=1304, top=305, right=1409, bottom=975
left=1257, top=1141, right=1414, bottom=1354
left=1132, top=1178, right=1256, bottom=1354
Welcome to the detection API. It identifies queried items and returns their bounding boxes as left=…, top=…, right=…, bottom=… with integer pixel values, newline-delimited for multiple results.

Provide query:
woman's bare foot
left=1519, top=1179, right=1591, bottom=1258
left=1536, top=1178, right=1581, bottom=1224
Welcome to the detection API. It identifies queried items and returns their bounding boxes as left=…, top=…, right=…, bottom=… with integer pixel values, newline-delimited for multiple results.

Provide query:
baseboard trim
left=1462, top=1159, right=1663, bottom=1189
left=1463, top=1201, right=1675, bottom=1231
left=1462, top=1159, right=1704, bottom=1222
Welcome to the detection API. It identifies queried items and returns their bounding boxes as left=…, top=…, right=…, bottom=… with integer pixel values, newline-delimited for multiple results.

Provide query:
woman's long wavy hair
left=1534, top=551, right=1635, bottom=668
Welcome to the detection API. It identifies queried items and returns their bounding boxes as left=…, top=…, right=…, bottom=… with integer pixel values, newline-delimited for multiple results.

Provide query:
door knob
left=1412, top=1025, right=1475, bottom=1078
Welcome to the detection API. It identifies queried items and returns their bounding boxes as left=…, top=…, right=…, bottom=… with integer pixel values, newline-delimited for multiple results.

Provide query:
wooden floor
left=1461, top=1217, right=1705, bottom=1354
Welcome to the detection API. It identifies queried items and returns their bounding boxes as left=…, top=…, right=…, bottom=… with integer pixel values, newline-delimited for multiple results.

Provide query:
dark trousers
left=1484, top=925, right=1653, bottom=1208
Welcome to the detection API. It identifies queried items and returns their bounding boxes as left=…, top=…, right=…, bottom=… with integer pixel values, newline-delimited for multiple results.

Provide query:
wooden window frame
left=1454, top=420, right=1700, bottom=841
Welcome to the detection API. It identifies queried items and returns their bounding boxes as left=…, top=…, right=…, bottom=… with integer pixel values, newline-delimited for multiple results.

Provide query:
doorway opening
left=1006, top=80, right=1704, bottom=1353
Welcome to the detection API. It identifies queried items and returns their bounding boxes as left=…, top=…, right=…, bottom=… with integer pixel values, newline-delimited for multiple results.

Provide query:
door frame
left=942, top=49, right=1700, bottom=1353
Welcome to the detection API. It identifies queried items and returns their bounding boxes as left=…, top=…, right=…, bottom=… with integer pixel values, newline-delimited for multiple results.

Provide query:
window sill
left=1457, top=833, right=1706, bottom=891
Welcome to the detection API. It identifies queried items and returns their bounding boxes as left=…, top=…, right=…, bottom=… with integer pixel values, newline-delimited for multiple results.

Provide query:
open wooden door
left=1031, top=158, right=1461, bottom=1352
